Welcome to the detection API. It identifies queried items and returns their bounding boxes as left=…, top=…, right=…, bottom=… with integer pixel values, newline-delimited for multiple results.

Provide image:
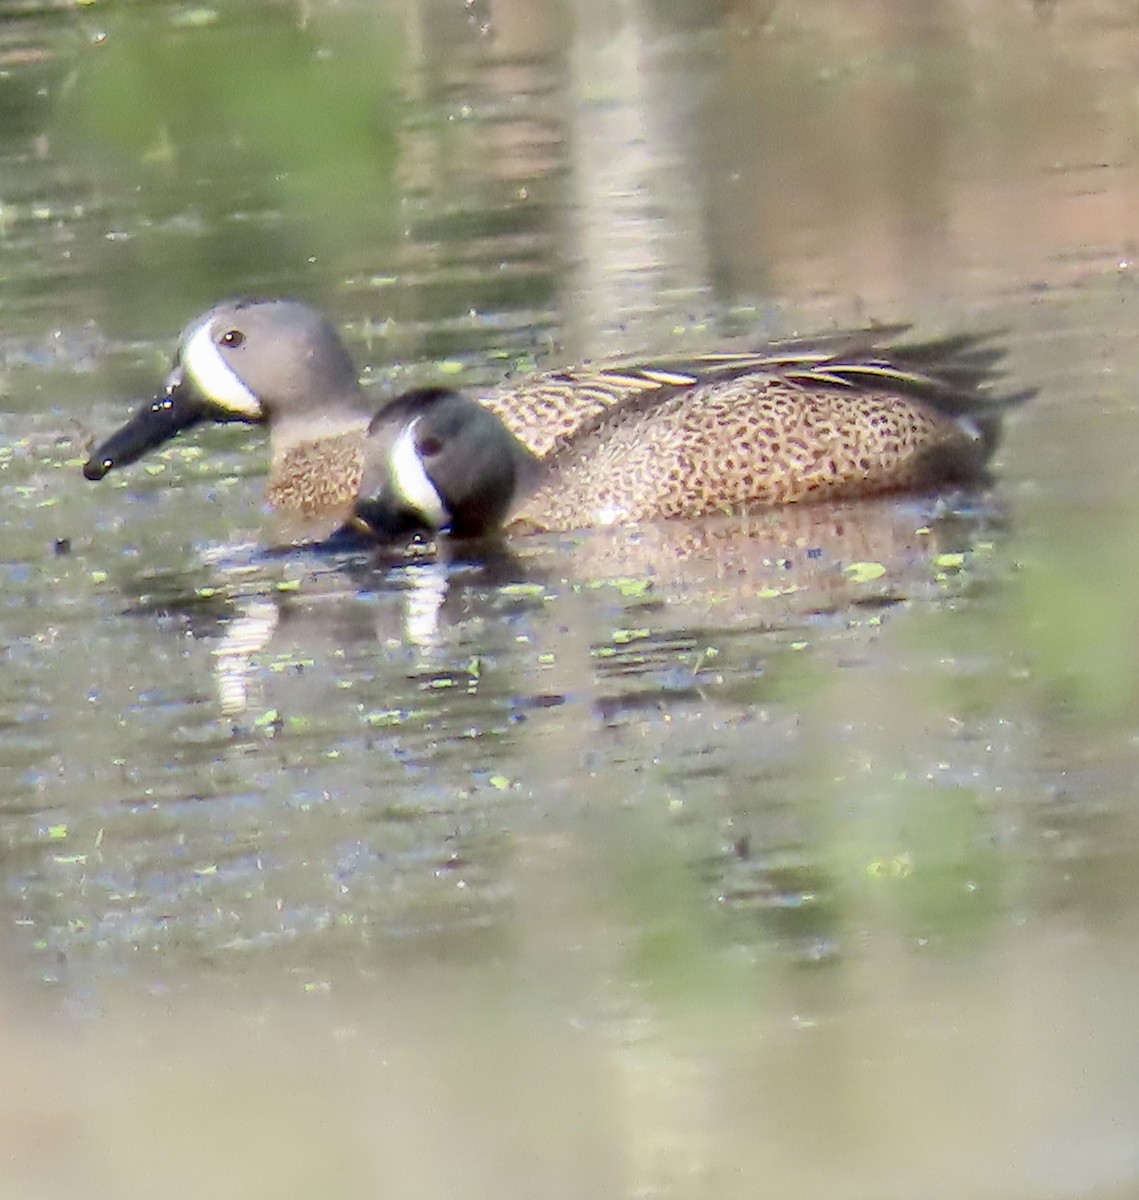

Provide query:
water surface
left=3, top=1, right=1139, bottom=1197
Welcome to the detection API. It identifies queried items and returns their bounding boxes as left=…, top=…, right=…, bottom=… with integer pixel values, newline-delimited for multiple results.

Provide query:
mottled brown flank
left=266, top=432, right=365, bottom=518
left=481, top=378, right=643, bottom=458
left=511, top=378, right=981, bottom=533
left=478, top=362, right=769, bottom=459
left=478, top=333, right=949, bottom=461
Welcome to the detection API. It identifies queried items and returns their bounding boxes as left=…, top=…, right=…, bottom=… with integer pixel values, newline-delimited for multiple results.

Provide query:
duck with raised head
left=83, top=298, right=1030, bottom=541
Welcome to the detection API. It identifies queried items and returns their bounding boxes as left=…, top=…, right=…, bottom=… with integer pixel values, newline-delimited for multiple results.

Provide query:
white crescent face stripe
left=180, top=319, right=263, bottom=419
left=389, top=418, right=448, bottom=528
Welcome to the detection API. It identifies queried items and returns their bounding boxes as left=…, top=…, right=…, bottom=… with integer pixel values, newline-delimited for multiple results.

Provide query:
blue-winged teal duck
left=83, top=298, right=1029, bottom=539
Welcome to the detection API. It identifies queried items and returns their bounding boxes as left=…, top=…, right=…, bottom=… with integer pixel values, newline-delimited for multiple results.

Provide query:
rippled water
left=5, top=0, right=1139, bottom=1196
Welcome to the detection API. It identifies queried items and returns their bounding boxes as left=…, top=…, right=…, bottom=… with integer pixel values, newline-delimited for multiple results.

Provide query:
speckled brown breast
left=266, top=432, right=365, bottom=519
left=510, top=378, right=982, bottom=532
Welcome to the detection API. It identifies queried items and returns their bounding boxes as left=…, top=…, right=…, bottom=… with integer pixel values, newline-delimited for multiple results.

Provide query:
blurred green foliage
left=58, top=1, right=404, bottom=322
left=1010, top=498, right=1139, bottom=720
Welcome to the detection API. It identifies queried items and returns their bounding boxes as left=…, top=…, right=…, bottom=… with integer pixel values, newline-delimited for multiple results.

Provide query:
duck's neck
left=271, top=405, right=372, bottom=455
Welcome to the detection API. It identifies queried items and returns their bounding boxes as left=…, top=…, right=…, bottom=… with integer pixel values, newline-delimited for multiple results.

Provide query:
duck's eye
left=219, top=329, right=245, bottom=348
left=417, top=433, right=444, bottom=457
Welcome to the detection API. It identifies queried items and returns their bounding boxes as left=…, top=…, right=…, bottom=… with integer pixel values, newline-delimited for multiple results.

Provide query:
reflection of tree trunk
left=390, top=0, right=735, bottom=366
left=563, top=0, right=717, bottom=359
left=385, top=0, right=570, bottom=366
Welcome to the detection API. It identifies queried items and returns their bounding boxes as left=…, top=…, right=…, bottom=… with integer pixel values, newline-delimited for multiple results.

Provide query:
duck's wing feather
left=479, top=327, right=1031, bottom=459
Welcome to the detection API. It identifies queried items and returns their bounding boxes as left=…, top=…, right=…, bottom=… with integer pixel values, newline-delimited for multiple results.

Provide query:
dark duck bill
left=83, top=385, right=208, bottom=481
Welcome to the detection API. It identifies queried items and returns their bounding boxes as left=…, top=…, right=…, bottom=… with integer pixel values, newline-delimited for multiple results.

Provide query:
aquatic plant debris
left=844, top=561, right=887, bottom=583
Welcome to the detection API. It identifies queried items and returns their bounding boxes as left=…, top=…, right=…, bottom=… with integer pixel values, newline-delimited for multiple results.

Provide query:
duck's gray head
left=356, top=387, right=538, bottom=540
left=83, top=298, right=363, bottom=481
